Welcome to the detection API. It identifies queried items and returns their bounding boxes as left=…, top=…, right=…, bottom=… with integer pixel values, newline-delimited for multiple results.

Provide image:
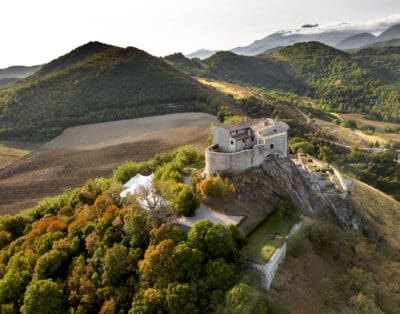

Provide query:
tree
left=188, top=220, right=237, bottom=260
left=205, top=258, right=237, bottom=291
left=149, top=223, right=186, bottom=245
left=102, top=243, right=130, bottom=285
left=138, top=239, right=178, bottom=286
left=172, top=184, right=200, bottom=216
left=123, top=212, right=149, bottom=249
left=318, top=146, right=335, bottom=166
left=33, top=249, right=68, bottom=280
left=21, top=279, right=65, bottom=314
left=222, top=283, right=269, bottom=314
left=165, top=283, right=199, bottom=314
left=173, top=243, right=204, bottom=281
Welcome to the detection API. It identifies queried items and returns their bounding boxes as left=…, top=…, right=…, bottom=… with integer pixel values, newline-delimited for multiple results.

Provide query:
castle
left=205, top=118, right=289, bottom=176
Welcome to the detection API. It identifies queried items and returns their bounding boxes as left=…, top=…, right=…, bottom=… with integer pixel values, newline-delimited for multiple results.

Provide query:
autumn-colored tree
left=138, top=239, right=178, bottom=286
left=196, top=176, right=236, bottom=200
left=149, top=223, right=186, bottom=245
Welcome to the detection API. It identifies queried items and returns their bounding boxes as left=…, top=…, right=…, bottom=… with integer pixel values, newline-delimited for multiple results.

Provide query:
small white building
left=205, top=118, right=289, bottom=176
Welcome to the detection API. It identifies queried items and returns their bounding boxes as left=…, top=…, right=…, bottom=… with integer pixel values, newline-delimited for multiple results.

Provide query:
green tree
left=318, top=146, right=335, bottom=166
left=102, top=243, right=130, bottom=285
left=21, top=279, right=65, bottom=314
left=165, top=282, right=199, bottom=314
left=173, top=243, right=204, bottom=281
left=188, top=220, right=237, bottom=260
left=222, top=283, right=269, bottom=314
left=123, top=212, right=149, bottom=249
left=205, top=258, right=237, bottom=291
left=172, top=185, right=200, bottom=216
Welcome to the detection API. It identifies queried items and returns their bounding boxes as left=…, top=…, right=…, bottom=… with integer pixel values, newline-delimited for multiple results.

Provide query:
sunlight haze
left=1, top=0, right=400, bottom=67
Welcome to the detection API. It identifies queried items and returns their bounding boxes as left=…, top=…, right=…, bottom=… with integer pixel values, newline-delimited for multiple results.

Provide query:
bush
left=113, top=162, right=140, bottom=184
left=196, top=176, right=236, bottom=200
left=172, top=184, right=200, bottom=216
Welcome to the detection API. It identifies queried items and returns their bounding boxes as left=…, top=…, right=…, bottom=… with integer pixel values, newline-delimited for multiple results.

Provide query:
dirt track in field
left=0, top=113, right=217, bottom=215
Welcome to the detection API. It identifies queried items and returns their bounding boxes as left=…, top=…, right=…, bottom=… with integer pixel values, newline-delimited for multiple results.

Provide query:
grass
left=242, top=210, right=292, bottom=263
left=315, top=118, right=387, bottom=147
left=349, top=179, right=400, bottom=251
left=0, top=143, right=31, bottom=170
left=196, top=78, right=252, bottom=99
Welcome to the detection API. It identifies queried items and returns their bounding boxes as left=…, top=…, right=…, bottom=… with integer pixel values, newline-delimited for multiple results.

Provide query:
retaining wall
left=246, top=222, right=302, bottom=290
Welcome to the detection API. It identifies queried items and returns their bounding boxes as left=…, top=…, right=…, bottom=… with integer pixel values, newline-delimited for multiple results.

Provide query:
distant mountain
left=0, top=42, right=229, bottom=141
left=364, top=38, right=400, bottom=49
left=0, top=65, right=42, bottom=79
left=218, top=22, right=400, bottom=56
left=231, top=29, right=359, bottom=56
left=335, top=33, right=377, bottom=50
left=377, top=23, right=400, bottom=42
left=186, top=49, right=218, bottom=60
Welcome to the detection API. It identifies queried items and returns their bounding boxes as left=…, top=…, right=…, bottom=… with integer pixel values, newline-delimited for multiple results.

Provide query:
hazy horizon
left=1, top=0, right=400, bottom=68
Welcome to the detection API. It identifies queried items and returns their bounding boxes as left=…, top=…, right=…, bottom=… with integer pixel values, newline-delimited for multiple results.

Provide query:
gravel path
left=176, top=203, right=244, bottom=227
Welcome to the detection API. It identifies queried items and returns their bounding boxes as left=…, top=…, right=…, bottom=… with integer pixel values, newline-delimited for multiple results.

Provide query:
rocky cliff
left=229, top=156, right=377, bottom=241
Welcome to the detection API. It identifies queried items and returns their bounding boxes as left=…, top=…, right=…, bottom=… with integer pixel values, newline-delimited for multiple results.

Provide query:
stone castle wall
left=205, top=132, right=287, bottom=176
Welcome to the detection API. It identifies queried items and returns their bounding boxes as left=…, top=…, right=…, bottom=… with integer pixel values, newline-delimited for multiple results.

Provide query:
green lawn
left=242, top=211, right=292, bottom=263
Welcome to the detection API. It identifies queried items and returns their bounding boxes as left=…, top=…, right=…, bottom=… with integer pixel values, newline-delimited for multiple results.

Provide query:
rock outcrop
left=229, top=156, right=377, bottom=240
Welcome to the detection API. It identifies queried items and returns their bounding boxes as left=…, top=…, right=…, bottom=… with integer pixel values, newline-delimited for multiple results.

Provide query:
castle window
left=270, top=144, right=274, bottom=149
left=243, top=139, right=245, bottom=143
left=274, top=129, right=277, bottom=132
left=251, top=137, right=254, bottom=141
left=230, top=140, right=234, bottom=145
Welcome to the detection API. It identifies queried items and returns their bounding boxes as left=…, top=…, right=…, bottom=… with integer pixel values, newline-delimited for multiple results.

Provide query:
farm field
left=314, top=118, right=387, bottom=147
left=338, top=113, right=400, bottom=143
left=0, top=113, right=217, bottom=214
left=0, top=143, right=31, bottom=170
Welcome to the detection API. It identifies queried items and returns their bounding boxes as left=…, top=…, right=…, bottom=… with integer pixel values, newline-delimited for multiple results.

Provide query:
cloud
left=283, top=14, right=400, bottom=36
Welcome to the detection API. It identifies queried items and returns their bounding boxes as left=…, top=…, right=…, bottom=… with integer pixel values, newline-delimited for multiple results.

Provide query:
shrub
left=172, top=184, right=200, bottom=216
left=113, top=162, right=140, bottom=184
left=196, top=176, right=236, bottom=200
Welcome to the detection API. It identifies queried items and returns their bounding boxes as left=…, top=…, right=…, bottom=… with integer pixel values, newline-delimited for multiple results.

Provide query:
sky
left=1, top=0, right=400, bottom=68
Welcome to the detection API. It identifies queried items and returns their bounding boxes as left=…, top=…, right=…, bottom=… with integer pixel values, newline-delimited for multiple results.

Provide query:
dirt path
left=0, top=113, right=216, bottom=215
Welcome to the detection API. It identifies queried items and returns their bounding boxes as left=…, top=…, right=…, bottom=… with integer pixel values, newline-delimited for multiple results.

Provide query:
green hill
left=0, top=42, right=229, bottom=141
left=168, top=42, right=400, bottom=120
left=278, top=42, right=383, bottom=112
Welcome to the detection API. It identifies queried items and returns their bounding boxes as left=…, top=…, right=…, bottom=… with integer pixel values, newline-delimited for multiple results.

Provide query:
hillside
left=270, top=179, right=400, bottom=313
left=0, top=65, right=42, bottom=79
left=1, top=146, right=400, bottom=313
left=377, top=23, right=400, bottom=42
left=169, top=42, right=387, bottom=115
left=335, top=33, right=377, bottom=50
left=0, top=42, right=229, bottom=141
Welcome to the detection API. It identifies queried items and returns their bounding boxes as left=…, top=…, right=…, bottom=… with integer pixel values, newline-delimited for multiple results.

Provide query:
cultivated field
left=0, top=113, right=217, bottom=214
left=0, top=142, right=38, bottom=170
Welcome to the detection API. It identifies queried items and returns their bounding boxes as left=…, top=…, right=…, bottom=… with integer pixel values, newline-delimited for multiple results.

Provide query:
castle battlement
left=205, top=118, right=289, bottom=176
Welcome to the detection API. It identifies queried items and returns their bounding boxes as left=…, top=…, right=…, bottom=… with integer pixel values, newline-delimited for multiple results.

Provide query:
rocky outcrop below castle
left=229, top=156, right=378, bottom=241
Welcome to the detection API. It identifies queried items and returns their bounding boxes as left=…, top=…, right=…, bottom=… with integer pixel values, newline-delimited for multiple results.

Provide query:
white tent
left=119, top=173, right=167, bottom=210
left=120, top=173, right=155, bottom=198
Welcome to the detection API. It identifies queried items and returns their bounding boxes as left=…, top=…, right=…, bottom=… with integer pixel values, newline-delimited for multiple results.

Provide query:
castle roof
left=220, top=119, right=263, bottom=132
